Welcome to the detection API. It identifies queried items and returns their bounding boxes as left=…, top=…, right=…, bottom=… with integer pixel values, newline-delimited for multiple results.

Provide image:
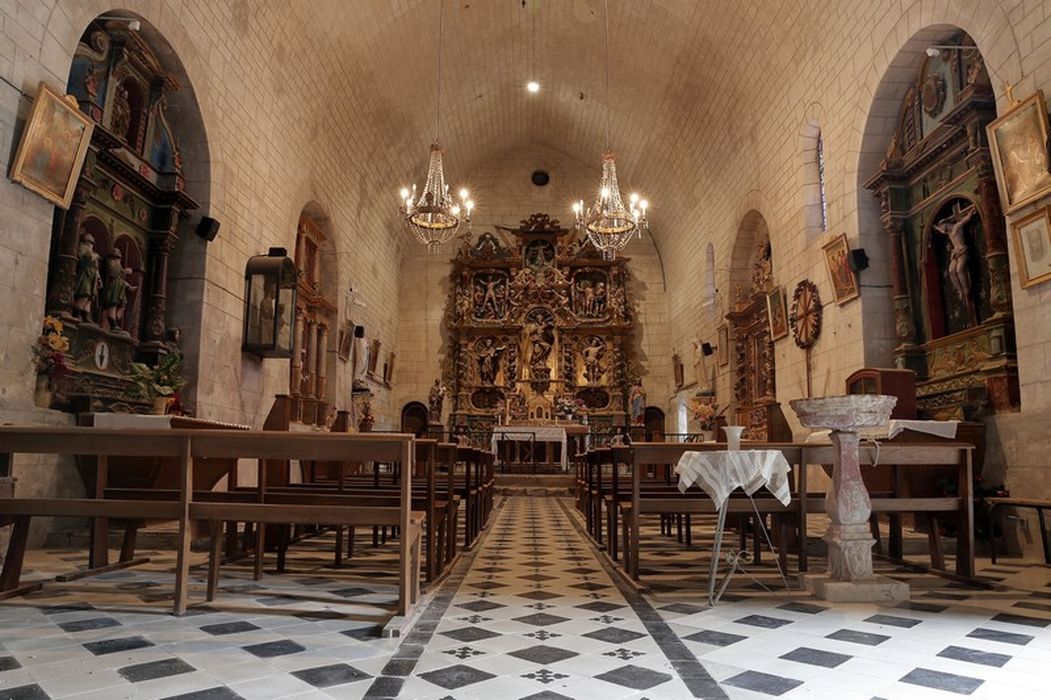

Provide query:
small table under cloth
left=674, top=449, right=794, bottom=603
left=491, top=425, right=570, bottom=471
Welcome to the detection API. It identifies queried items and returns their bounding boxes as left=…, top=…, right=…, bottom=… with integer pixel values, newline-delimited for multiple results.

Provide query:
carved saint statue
left=526, top=321, right=554, bottom=373
left=593, top=281, right=607, bottom=316
left=100, top=248, right=137, bottom=332
left=73, top=232, right=101, bottom=322
left=932, top=203, right=977, bottom=310
left=428, top=378, right=446, bottom=422
left=476, top=338, right=505, bottom=385
left=629, top=381, right=646, bottom=425
left=583, top=337, right=606, bottom=384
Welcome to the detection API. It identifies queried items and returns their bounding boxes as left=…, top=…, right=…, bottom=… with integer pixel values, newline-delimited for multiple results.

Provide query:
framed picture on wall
left=717, top=324, right=729, bottom=366
left=822, top=233, right=860, bottom=305
left=383, top=352, right=396, bottom=384
left=766, top=286, right=789, bottom=340
left=1012, top=206, right=1051, bottom=288
left=367, top=339, right=381, bottom=375
left=987, top=89, right=1051, bottom=213
left=337, top=321, right=353, bottom=362
left=9, top=82, right=95, bottom=209
left=672, top=353, right=684, bottom=388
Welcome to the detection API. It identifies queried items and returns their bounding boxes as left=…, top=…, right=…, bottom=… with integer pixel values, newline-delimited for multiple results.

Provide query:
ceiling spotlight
left=926, top=45, right=968, bottom=57
left=527, top=81, right=540, bottom=93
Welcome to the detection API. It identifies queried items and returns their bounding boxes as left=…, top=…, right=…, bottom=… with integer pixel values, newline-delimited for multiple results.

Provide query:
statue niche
left=572, top=269, right=610, bottom=320
left=472, top=271, right=508, bottom=321
left=525, top=308, right=556, bottom=386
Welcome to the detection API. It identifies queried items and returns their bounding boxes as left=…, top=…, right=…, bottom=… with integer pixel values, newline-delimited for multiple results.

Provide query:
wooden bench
left=987, top=498, right=1051, bottom=564
left=0, top=427, right=422, bottom=616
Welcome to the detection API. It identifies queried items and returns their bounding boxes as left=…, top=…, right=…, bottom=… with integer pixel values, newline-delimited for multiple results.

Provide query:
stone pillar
left=825, top=430, right=875, bottom=580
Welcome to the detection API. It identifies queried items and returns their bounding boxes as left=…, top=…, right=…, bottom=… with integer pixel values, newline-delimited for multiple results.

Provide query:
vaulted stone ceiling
left=266, top=0, right=817, bottom=255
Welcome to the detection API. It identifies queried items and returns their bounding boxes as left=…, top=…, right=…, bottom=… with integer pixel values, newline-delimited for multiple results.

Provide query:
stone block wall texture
left=0, top=1, right=1049, bottom=548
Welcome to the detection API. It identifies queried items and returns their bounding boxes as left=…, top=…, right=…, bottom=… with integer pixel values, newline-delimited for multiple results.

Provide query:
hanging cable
left=434, top=0, right=444, bottom=144
left=603, top=0, right=612, bottom=151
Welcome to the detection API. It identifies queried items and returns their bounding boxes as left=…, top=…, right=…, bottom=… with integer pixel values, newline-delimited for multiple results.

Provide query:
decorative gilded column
left=289, top=311, right=305, bottom=396
left=47, top=186, right=91, bottom=318
left=315, top=322, right=328, bottom=402
left=143, top=209, right=179, bottom=343
left=972, top=153, right=1012, bottom=316
left=304, top=318, right=317, bottom=399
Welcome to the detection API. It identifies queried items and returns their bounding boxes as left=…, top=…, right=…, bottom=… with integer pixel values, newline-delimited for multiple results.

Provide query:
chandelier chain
left=603, top=0, right=611, bottom=151
left=435, top=0, right=444, bottom=143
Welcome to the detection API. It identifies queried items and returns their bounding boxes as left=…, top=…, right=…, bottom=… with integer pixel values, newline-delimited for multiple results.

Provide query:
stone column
left=825, top=430, right=875, bottom=580
left=883, top=214, right=915, bottom=347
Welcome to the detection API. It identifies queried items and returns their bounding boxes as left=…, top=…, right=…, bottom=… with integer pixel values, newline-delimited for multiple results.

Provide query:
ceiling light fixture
left=925, top=45, right=968, bottom=57
left=527, top=80, right=540, bottom=93
left=397, top=0, right=473, bottom=254
left=571, top=0, right=649, bottom=261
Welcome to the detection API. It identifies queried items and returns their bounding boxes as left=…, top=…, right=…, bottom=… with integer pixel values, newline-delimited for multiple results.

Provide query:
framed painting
left=383, top=352, right=396, bottom=384
left=1012, top=206, right=1051, bottom=288
left=672, top=353, right=684, bottom=388
left=987, top=90, right=1051, bottom=213
left=337, top=321, right=353, bottom=362
left=9, top=82, right=94, bottom=209
left=766, top=286, right=789, bottom=340
left=717, top=324, right=729, bottom=366
left=822, top=233, right=859, bottom=305
left=367, top=338, right=381, bottom=375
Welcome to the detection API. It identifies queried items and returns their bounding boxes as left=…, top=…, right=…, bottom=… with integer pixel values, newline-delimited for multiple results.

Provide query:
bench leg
left=224, top=521, right=240, bottom=559
left=207, top=521, right=222, bottom=602
left=685, top=515, right=692, bottom=547
left=89, top=516, right=110, bottom=570
left=253, top=524, right=265, bottom=581
left=889, top=514, right=902, bottom=559
left=276, top=525, right=289, bottom=573
left=348, top=527, right=356, bottom=559
left=1039, top=509, right=1051, bottom=565
left=334, top=526, right=344, bottom=568
left=927, top=516, right=945, bottom=571
left=120, top=522, right=139, bottom=563
left=0, top=516, right=30, bottom=592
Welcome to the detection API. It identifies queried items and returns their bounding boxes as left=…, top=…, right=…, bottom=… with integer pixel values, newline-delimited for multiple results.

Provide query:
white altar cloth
left=674, top=450, right=793, bottom=510
left=491, top=425, right=569, bottom=470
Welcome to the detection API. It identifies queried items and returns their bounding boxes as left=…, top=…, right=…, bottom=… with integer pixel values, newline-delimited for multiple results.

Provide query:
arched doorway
left=725, top=211, right=778, bottom=439
left=643, top=406, right=665, bottom=442
left=42, top=13, right=208, bottom=413
left=401, top=401, right=429, bottom=437
left=862, top=30, right=1019, bottom=419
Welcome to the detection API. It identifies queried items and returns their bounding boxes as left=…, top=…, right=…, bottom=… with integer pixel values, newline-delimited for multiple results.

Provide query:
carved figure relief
left=582, top=336, right=607, bottom=384
left=73, top=232, right=101, bottom=322
left=473, top=272, right=508, bottom=320
left=100, top=248, right=136, bottom=332
left=573, top=269, right=610, bottom=319
left=475, top=336, right=506, bottom=385
left=932, top=201, right=978, bottom=317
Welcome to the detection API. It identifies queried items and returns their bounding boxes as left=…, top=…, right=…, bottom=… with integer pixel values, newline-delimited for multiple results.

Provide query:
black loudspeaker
left=701, top=342, right=715, bottom=357
left=848, top=248, right=870, bottom=272
left=354, top=325, right=365, bottom=339
left=196, top=216, right=220, bottom=241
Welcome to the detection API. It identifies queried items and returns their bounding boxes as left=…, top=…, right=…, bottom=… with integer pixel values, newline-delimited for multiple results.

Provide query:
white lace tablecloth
left=674, top=450, right=793, bottom=510
left=491, top=426, right=569, bottom=470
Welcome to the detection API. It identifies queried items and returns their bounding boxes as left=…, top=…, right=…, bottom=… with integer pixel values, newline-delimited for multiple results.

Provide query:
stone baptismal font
left=791, top=394, right=909, bottom=602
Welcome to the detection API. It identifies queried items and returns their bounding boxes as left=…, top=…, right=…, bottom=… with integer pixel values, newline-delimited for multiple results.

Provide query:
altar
left=490, top=424, right=588, bottom=472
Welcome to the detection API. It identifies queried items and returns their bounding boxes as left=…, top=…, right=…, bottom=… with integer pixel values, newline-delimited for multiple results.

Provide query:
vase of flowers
left=688, top=397, right=724, bottom=442
left=357, top=396, right=375, bottom=432
left=32, top=316, right=70, bottom=409
left=130, top=353, right=187, bottom=414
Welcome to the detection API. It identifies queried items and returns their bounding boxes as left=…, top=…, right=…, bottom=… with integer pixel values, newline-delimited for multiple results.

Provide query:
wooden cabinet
left=846, top=368, right=917, bottom=419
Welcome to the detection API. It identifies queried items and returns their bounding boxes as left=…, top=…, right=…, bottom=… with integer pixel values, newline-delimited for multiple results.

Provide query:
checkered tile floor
left=1, top=498, right=1051, bottom=699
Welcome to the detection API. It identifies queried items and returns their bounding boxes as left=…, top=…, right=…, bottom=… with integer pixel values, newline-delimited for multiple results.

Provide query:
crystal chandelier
left=572, top=0, right=649, bottom=261
left=398, top=0, right=473, bottom=254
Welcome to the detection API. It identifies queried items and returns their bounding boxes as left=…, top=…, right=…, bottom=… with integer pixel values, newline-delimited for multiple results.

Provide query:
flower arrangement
left=129, top=352, right=187, bottom=400
left=357, top=395, right=375, bottom=432
left=688, top=398, right=724, bottom=430
left=33, top=316, right=70, bottom=380
left=554, top=395, right=587, bottom=418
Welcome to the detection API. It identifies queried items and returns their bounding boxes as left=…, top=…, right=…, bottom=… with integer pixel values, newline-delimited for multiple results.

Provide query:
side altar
left=443, top=213, right=639, bottom=448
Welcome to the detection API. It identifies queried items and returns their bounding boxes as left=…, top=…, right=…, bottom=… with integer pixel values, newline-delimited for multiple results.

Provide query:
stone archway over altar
left=443, top=213, right=639, bottom=447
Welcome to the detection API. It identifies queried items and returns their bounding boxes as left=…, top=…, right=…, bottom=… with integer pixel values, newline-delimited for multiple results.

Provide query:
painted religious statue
left=629, top=381, right=646, bottom=425
left=100, top=249, right=136, bottom=332
left=476, top=338, right=505, bottom=385
left=932, top=202, right=977, bottom=315
left=73, top=231, right=101, bottom=322
left=428, top=378, right=446, bottom=422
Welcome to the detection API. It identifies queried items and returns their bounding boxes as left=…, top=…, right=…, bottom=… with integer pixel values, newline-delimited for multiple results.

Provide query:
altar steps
left=495, top=473, right=574, bottom=496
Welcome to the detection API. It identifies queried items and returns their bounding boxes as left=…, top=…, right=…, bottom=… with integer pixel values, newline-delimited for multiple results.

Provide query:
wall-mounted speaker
left=701, top=342, right=715, bottom=357
left=848, top=248, right=870, bottom=273
left=196, top=216, right=220, bottom=241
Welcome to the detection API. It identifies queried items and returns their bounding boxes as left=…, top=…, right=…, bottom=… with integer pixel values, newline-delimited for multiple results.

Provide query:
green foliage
left=129, top=353, right=187, bottom=399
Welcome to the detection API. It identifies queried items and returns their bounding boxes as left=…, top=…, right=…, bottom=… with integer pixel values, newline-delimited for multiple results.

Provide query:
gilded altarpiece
left=865, top=33, right=1019, bottom=419
left=43, top=21, right=197, bottom=412
left=444, top=214, right=637, bottom=440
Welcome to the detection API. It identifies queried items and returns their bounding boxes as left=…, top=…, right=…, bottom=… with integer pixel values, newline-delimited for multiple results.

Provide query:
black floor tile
left=518, top=691, right=574, bottom=700
left=683, top=629, right=747, bottom=646
left=864, top=614, right=922, bottom=628
left=200, top=621, right=260, bottom=636
left=0, top=656, right=23, bottom=672
left=724, top=670, right=803, bottom=696
left=57, top=617, right=121, bottom=633
left=582, top=627, right=646, bottom=644
left=457, top=600, right=505, bottom=612
left=118, top=658, right=196, bottom=683
left=966, top=627, right=1034, bottom=645
left=826, top=628, right=890, bottom=646
left=780, top=647, right=851, bottom=668
left=593, top=664, right=672, bottom=691
left=242, top=639, right=306, bottom=658
left=900, top=667, right=983, bottom=695
left=161, top=688, right=245, bottom=700
left=341, top=625, right=384, bottom=641
left=735, top=614, right=794, bottom=629
left=937, top=645, right=1011, bottom=668
left=83, top=636, right=154, bottom=656
left=441, top=627, right=501, bottom=643
left=0, top=684, right=49, bottom=700
left=991, top=612, right=1050, bottom=628
left=419, top=664, right=496, bottom=690
left=292, top=663, right=372, bottom=688
left=513, top=613, right=570, bottom=627
left=575, top=601, right=623, bottom=613
left=508, top=645, right=579, bottom=664
left=776, top=602, right=828, bottom=614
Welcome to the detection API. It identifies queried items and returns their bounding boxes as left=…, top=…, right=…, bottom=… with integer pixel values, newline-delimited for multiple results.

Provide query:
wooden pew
left=0, top=428, right=422, bottom=616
